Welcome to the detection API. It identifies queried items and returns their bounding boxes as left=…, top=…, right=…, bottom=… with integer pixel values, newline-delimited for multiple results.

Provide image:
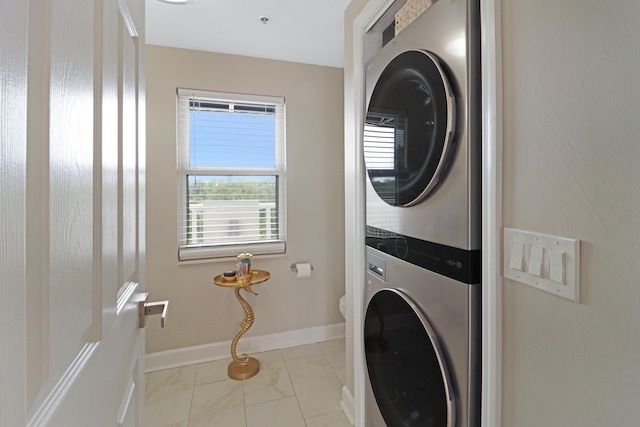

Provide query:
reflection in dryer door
left=364, top=50, right=456, bottom=207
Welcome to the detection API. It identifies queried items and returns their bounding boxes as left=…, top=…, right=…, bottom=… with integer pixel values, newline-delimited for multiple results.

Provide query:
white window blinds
left=177, top=88, right=286, bottom=260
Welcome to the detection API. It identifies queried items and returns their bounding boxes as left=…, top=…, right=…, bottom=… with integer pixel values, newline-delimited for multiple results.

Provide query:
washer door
left=364, top=288, right=455, bottom=427
left=364, top=50, right=455, bottom=207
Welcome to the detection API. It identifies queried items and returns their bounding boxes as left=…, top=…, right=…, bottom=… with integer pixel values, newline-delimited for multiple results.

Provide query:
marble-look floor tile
left=145, top=340, right=352, bottom=427
left=333, top=364, right=346, bottom=385
left=281, top=343, right=322, bottom=361
left=318, top=339, right=345, bottom=367
left=144, top=365, right=196, bottom=427
left=245, top=396, right=306, bottom=427
left=251, top=349, right=284, bottom=364
left=188, top=379, right=245, bottom=427
left=285, top=354, right=343, bottom=418
left=305, top=410, right=352, bottom=427
left=155, top=422, right=188, bottom=427
left=195, top=358, right=232, bottom=386
left=243, top=358, right=295, bottom=406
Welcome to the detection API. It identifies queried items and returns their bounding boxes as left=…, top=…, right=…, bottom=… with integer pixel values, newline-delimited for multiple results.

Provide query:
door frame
left=478, top=1, right=503, bottom=426
left=345, top=0, right=503, bottom=426
left=0, top=1, right=29, bottom=426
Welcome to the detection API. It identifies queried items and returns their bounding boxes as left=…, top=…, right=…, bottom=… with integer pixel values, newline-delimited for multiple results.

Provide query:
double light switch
left=511, top=243, right=561, bottom=280
left=504, top=228, right=580, bottom=302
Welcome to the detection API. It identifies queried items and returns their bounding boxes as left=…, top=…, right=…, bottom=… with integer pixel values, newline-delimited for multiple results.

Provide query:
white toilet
left=339, top=295, right=346, bottom=319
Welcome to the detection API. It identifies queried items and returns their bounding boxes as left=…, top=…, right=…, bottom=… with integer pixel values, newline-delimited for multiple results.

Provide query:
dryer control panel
left=366, top=225, right=481, bottom=284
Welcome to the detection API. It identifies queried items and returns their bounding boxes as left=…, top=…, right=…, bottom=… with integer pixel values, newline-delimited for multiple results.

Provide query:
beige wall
left=502, top=0, right=640, bottom=424
left=145, top=45, right=345, bottom=354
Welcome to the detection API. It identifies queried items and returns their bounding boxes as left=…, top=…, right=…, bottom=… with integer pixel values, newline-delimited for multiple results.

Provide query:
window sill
left=178, top=242, right=286, bottom=264
left=177, top=252, right=288, bottom=266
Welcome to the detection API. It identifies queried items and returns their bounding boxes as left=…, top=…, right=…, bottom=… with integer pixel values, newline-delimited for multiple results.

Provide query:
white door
left=0, top=0, right=150, bottom=425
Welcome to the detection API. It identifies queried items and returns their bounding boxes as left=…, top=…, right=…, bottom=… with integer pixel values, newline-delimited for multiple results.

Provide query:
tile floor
left=144, top=339, right=351, bottom=427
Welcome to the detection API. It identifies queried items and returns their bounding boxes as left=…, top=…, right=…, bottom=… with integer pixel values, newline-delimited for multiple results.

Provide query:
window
left=177, top=88, right=286, bottom=260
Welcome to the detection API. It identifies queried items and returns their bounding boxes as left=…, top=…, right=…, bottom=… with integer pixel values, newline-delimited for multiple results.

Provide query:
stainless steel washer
left=364, top=247, right=480, bottom=427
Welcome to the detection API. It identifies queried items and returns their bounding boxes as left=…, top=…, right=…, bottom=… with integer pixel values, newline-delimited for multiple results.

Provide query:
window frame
left=176, top=88, right=287, bottom=261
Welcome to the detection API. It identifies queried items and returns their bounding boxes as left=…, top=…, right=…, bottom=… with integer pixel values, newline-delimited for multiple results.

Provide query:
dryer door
left=364, top=288, right=455, bottom=427
left=364, top=50, right=455, bottom=207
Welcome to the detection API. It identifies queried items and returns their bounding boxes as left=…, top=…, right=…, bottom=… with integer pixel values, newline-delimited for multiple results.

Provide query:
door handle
left=135, top=293, right=169, bottom=328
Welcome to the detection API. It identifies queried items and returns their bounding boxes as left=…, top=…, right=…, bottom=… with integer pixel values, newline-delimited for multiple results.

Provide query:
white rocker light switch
left=549, top=250, right=565, bottom=284
left=528, top=245, right=543, bottom=277
left=510, top=241, right=524, bottom=271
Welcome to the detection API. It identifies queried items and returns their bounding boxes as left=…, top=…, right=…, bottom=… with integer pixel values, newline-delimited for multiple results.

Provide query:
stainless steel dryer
left=364, top=0, right=481, bottom=251
left=363, top=0, right=481, bottom=426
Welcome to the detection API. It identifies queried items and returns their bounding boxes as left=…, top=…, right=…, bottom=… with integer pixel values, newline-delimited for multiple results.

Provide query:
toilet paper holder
left=290, top=263, right=314, bottom=273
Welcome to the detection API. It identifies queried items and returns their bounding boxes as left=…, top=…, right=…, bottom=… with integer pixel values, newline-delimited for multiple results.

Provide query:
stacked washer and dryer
left=363, top=0, right=481, bottom=426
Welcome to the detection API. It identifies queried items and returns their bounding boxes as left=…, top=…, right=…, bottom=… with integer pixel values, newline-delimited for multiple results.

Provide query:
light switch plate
left=503, top=228, right=580, bottom=302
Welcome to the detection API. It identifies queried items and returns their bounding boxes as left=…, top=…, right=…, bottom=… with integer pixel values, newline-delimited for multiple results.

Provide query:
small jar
left=237, top=252, right=253, bottom=274
left=236, top=262, right=247, bottom=275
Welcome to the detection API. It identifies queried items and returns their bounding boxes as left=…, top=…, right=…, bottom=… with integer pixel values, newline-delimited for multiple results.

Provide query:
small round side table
left=213, top=269, right=270, bottom=380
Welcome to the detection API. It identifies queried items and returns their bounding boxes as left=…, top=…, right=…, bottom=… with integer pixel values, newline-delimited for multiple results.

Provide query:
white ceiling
left=145, top=0, right=352, bottom=68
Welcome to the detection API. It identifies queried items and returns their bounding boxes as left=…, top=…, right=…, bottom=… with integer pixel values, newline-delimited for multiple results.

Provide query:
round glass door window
left=364, top=288, right=455, bottom=427
left=364, top=50, right=456, bottom=207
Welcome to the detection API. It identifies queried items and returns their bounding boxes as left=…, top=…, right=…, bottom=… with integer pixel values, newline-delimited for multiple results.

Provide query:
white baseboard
left=340, top=385, right=355, bottom=426
left=145, top=322, right=346, bottom=373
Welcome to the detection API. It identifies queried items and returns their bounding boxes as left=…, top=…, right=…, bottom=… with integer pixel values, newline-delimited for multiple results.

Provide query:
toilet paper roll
left=295, top=263, right=312, bottom=279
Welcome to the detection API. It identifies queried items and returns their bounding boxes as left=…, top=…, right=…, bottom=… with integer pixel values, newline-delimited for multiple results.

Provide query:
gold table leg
left=228, top=286, right=259, bottom=380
